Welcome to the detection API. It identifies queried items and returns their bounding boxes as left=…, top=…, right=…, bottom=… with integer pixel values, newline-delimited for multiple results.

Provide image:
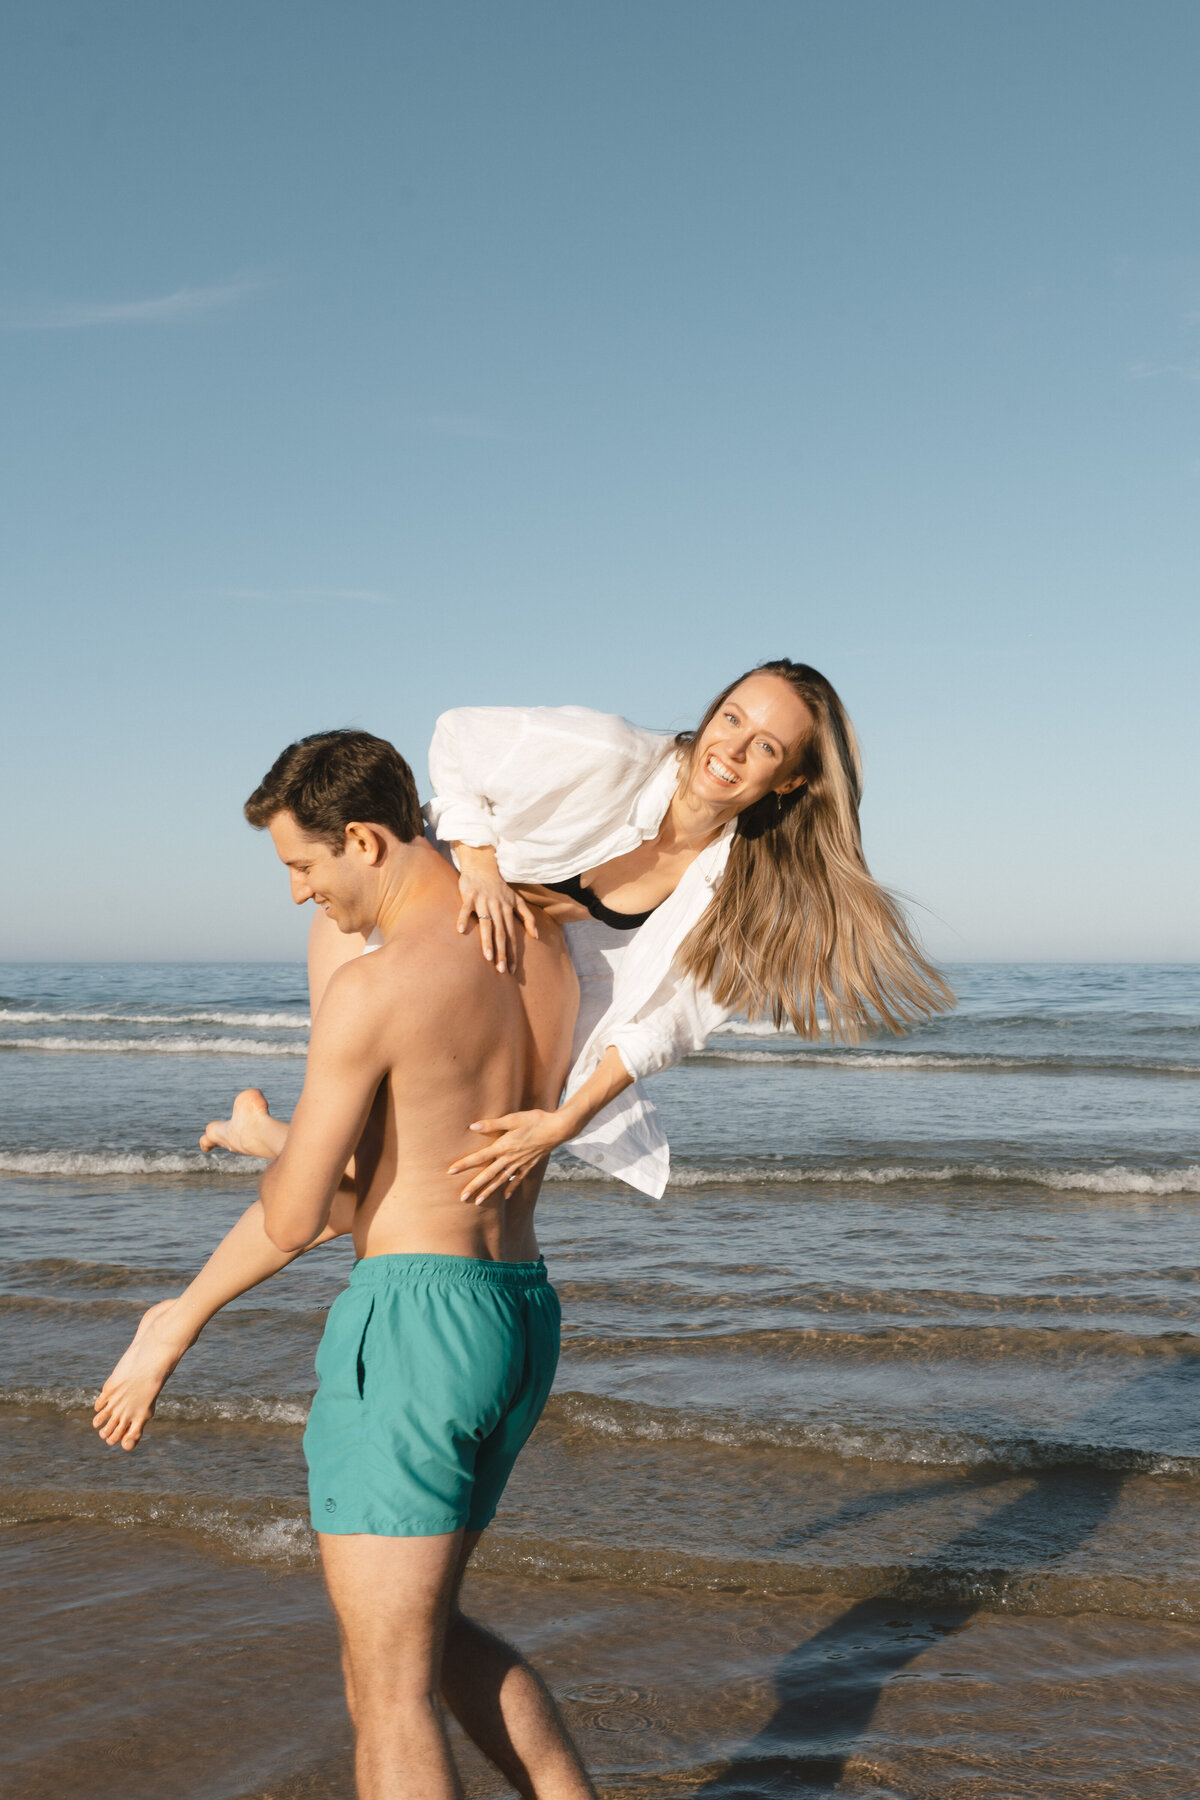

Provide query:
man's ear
left=344, top=822, right=388, bottom=865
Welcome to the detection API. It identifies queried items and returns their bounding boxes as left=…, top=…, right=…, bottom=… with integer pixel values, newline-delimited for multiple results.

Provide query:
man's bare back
left=328, top=845, right=577, bottom=1262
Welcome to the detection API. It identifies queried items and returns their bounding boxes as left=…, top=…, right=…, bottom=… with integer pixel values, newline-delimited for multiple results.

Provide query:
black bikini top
left=544, top=873, right=660, bottom=932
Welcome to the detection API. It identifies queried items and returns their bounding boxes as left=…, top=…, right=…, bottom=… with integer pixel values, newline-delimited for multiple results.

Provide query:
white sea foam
left=0, top=1035, right=306, bottom=1057
left=693, top=1048, right=1200, bottom=1075
left=710, top=1018, right=803, bottom=1038
left=0, top=1150, right=264, bottom=1176
left=0, top=1383, right=307, bottom=1427
left=549, top=1391, right=1200, bottom=1477
left=697, top=1048, right=1018, bottom=1068
left=6, top=1146, right=1197, bottom=1194
left=0, top=1008, right=309, bottom=1028
left=549, top=1158, right=1200, bottom=1196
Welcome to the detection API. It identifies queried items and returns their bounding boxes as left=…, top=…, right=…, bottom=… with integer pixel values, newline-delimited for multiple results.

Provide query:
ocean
left=3, top=960, right=1199, bottom=1798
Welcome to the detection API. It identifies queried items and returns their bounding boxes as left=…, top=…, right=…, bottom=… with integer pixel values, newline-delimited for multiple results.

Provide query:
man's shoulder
left=342, top=906, right=486, bottom=1007
left=315, top=952, right=392, bottom=1028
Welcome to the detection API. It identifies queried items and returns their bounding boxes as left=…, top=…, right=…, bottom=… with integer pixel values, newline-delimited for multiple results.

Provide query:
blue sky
left=3, top=1, right=1197, bottom=962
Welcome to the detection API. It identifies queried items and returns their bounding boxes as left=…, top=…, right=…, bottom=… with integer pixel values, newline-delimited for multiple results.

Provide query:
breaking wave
left=549, top=1159, right=1200, bottom=1197
left=0, top=1009, right=308, bottom=1028
left=2, top=1478, right=1195, bottom=1619
left=0, top=1383, right=310, bottom=1427
left=0, top=1150, right=264, bottom=1176
left=543, top=1391, right=1200, bottom=1479
left=691, top=1048, right=1200, bottom=1076
left=7, top=1148, right=1198, bottom=1194
left=0, top=1482, right=317, bottom=1565
left=0, top=1036, right=306, bottom=1057
left=559, top=1321, right=1200, bottom=1364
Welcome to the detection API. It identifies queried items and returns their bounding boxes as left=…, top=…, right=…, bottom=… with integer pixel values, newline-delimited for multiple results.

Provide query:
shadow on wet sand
left=690, top=1362, right=1192, bottom=1796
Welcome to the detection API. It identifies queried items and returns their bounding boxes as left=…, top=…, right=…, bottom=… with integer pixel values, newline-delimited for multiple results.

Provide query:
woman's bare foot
left=199, top=1087, right=278, bottom=1157
left=93, top=1298, right=195, bottom=1451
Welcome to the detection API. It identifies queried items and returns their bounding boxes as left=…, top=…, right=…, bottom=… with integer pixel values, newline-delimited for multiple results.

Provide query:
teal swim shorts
left=303, top=1252, right=560, bottom=1537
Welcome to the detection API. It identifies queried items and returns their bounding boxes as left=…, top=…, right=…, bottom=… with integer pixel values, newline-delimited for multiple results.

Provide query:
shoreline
left=5, top=1518, right=1197, bottom=1799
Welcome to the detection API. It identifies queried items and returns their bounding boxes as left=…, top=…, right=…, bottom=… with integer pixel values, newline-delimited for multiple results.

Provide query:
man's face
left=267, top=812, right=372, bottom=935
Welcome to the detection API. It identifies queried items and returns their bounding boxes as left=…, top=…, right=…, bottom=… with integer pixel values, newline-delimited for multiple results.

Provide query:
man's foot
left=199, top=1086, right=273, bottom=1156
left=93, top=1298, right=193, bottom=1451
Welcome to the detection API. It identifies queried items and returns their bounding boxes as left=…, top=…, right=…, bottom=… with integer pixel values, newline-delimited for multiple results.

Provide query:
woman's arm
left=428, top=703, right=664, bottom=971
left=447, top=1045, right=634, bottom=1204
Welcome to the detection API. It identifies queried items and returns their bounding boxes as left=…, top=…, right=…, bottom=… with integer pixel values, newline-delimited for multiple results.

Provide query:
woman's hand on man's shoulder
left=453, top=843, right=540, bottom=974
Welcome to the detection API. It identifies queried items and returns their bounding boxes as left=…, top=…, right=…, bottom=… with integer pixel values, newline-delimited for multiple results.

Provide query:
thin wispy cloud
left=3, top=277, right=263, bottom=330
left=214, top=587, right=394, bottom=606
left=1130, top=360, right=1200, bottom=382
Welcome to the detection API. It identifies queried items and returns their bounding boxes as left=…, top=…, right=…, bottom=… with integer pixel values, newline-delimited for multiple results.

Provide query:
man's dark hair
left=244, top=729, right=423, bottom=851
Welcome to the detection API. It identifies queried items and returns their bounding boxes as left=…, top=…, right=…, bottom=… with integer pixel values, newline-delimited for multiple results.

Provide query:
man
left=94, top=729, right=594, bottom=1800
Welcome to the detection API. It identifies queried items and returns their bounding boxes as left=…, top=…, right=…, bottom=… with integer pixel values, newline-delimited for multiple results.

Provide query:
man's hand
left=200, top=1088, right=282, bottom=1159
left=448, top=1108, right=572, bottom=1205
left=454, top=843, right=539, bottom=975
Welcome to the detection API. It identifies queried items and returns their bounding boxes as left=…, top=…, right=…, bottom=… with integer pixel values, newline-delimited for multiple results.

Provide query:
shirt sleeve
left=425, top=707, right=517, bottom=849
left=427, top=703, right=666, bottom=866
left=602, top=971, right=733, bottom=1082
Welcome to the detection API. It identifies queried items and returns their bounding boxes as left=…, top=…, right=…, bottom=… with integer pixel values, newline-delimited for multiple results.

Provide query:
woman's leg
left=309, top=906, right=367, bottom=1012
left=93, top=1090, right=355, bottom=1450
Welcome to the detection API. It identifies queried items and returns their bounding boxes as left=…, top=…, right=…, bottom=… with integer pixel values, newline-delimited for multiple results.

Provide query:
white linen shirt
left=425, top=705, right=734, bottom=1197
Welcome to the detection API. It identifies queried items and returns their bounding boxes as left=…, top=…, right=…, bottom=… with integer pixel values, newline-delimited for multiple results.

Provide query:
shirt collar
left=633, top=744, right=684, bottom=836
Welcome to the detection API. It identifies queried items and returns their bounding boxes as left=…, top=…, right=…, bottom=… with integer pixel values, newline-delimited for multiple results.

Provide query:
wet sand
left=5, top=1520, right=1198, bottom=1799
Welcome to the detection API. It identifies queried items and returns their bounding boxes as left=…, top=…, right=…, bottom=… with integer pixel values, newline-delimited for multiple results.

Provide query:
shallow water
left=3, top=961, right=1200, bottom=1793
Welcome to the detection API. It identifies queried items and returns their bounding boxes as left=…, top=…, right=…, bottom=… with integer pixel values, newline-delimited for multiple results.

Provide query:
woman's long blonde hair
left=676, top=658, right=954, bottom=1041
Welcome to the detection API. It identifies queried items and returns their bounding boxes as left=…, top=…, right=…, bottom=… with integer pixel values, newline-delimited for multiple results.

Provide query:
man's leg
left=440, top=1532, right=597, bottom=1800
left=319, top=1529, right=468, bottom=1800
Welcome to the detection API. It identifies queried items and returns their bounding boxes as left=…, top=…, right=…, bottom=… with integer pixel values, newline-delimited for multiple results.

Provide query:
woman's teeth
left=706, top=755, right=737, bottom=786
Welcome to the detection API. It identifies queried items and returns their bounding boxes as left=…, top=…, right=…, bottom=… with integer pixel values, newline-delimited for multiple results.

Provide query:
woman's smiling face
left=686, top=673, right=815, bottom=813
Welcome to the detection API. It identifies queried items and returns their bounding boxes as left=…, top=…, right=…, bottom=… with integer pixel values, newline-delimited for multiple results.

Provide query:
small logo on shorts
left=324, top=1497, right=337, bottom=1513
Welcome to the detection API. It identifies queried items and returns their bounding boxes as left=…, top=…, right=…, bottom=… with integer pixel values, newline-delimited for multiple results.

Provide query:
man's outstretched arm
left=93, top=1089, right=358, bottom=1451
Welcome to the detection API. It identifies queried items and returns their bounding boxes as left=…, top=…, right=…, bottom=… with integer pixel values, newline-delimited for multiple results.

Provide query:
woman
left=311, top=656, right=952, bottom=1201
left=94, top=657, right=950, bottom=1449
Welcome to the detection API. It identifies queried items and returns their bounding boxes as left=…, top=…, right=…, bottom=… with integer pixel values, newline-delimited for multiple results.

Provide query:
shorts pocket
left=354, top=1294, right=377, bottom=1401
left=312, top=1287, right=376, bottom=1407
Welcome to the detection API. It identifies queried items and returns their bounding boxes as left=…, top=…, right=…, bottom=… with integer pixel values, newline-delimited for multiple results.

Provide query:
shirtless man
left=94, top=728, right=593, bottom=1800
